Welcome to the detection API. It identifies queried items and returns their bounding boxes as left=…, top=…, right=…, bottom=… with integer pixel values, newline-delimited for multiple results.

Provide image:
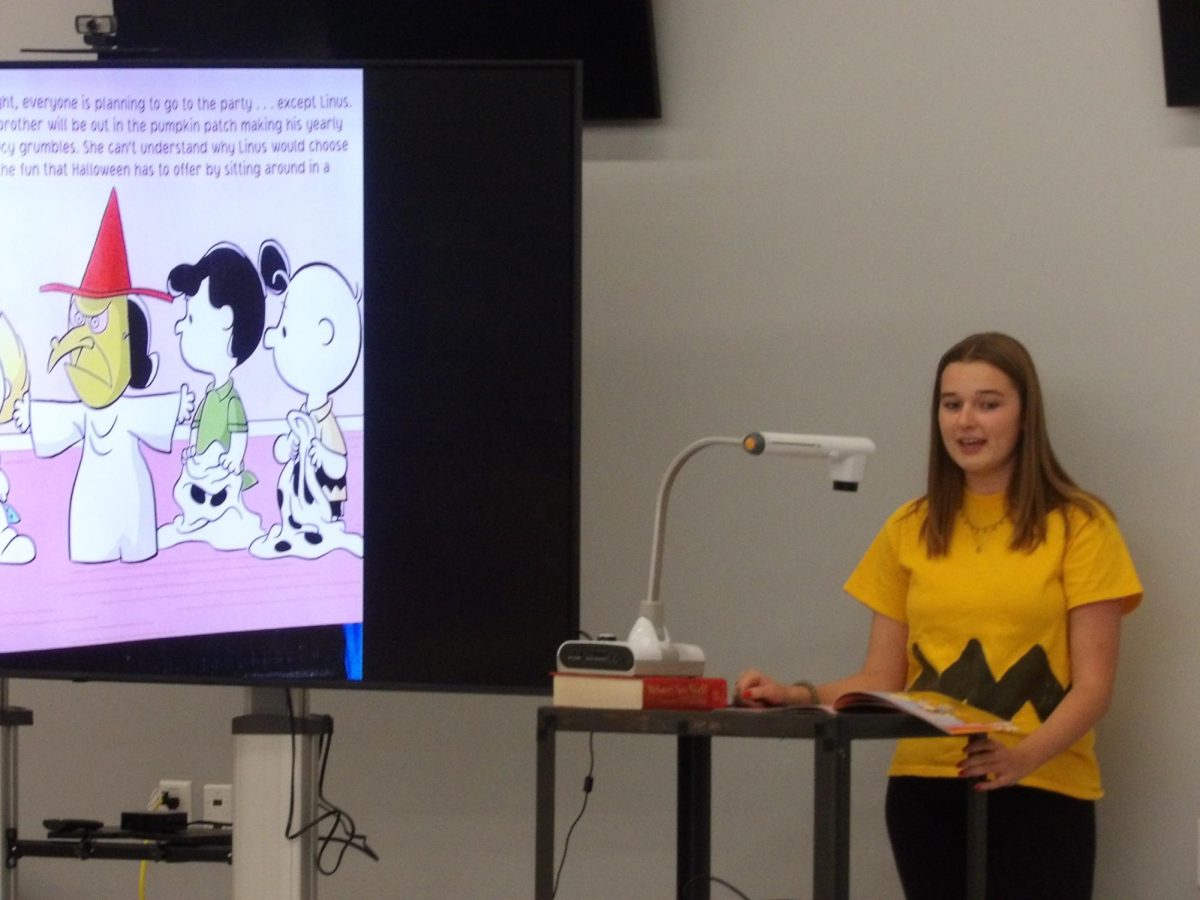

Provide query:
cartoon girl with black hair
left=158, top=242, right=270, bottom=551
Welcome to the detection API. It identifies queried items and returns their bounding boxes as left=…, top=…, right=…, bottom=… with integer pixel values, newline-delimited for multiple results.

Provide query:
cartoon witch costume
left=14, top=189, right=193, bottom=563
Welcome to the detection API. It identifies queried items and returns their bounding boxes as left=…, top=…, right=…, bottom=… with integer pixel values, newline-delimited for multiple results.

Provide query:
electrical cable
left=679, top=875, right=755, bottom=899
left=679, top=873, right=799, bottom=900
left=551, top=730, right=595, bottom=898
left=138, top=787, right=165, bottom=900
left=680, top=876, right=753, bottom=900
left=541, top=733, right=795, bottom=900
left=312, top=725, right=379, bottom=872
left=283, top=688, right=378, bottom=874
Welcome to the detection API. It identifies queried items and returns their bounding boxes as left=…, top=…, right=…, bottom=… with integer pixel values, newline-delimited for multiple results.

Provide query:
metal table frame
left=535, top=706, right=987, bottom=900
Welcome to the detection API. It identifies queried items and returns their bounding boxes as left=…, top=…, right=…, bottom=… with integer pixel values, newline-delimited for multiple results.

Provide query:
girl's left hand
left=957, top=737, right=1037, bottom=791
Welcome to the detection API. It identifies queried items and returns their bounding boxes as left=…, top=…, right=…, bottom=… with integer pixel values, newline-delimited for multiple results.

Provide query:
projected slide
left=0, top=67, right=364, bottom=655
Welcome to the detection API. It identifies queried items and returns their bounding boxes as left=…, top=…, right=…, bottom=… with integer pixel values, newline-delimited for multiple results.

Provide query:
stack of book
left=551, top=672, right=729, bottom=710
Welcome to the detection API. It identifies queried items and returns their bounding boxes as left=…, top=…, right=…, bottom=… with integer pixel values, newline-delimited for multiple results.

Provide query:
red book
left=551, top=672, right=728, bottom=710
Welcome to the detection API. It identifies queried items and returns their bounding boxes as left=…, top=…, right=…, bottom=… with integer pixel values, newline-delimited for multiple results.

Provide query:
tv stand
left=1, top=680, right=33, bottom=900
left=233, top=687, right=332, bottom=900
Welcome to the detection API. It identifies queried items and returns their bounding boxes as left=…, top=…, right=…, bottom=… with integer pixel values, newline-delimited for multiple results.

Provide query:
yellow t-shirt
left=843, top=490, right=1142, bottom=800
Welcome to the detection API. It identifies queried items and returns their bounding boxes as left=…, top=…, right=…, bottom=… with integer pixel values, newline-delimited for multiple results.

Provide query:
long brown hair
left=919, top=332, right=1096, bottom=556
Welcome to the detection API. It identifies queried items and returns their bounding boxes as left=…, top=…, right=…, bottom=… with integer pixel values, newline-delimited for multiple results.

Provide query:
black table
left=536, top=706, right=987, bottom=900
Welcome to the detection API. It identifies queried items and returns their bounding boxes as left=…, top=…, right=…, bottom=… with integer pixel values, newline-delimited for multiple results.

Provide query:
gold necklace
left=962, top=508, right=1007, bottom=553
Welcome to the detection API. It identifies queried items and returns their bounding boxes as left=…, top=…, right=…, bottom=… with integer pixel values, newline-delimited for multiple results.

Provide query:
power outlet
left=157, top=779, right=193, bottom=821
left=203, top=783, right=233, bottom=825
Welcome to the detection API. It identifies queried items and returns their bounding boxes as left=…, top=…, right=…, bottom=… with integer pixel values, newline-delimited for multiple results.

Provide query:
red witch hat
left=39, top=189, right=173, bottom=302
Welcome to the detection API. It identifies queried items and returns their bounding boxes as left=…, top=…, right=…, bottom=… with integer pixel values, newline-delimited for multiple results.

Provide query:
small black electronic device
left=557, top=639, right=636, bottom=674
left=43, top=818, right=104, bottom=835
left=73, top=14, right=118, bottom=48
left=120, top=810, right=188, bottom=833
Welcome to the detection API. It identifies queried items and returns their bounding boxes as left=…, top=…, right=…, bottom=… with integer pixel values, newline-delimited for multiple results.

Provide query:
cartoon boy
left=0, top=312, right=35, bottom=564
left=158, top=243, right=267, bottom=551
left=14, top=189, right=194, bottom=563
left=250, top=244, right=362, bottom=560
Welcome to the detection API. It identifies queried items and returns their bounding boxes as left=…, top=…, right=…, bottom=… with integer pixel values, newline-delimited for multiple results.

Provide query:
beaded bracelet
left=792, top=680, right=819, bottom=705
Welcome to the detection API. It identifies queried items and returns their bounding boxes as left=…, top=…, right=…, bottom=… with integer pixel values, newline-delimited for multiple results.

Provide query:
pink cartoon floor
left=0, top=430, right=362, bottom=654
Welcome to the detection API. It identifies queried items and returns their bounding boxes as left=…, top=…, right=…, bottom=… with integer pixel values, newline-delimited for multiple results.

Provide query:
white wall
left=0, top=0, right=95, bottom=60
left=4, top=2, right=1199, bottom=898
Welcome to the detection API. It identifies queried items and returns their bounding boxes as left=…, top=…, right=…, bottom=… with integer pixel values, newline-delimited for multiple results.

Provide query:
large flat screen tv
left=0, top=60, right=580, bottom=692
left=108, top=0, right=661, bottom=121
left=1159, top=0, right=1200, bottom=106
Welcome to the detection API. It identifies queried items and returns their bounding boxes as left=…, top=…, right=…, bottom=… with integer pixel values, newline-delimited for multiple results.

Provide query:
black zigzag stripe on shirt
left=910, top=639, right=1067, bottom=722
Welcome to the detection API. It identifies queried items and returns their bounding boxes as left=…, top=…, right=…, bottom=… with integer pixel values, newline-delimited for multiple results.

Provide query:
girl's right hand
left=733, top=669, right=790, bottom=707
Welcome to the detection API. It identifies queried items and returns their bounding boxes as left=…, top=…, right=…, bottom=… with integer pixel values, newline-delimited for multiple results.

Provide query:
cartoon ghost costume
left=250, top=404, right=361, bottom=559
left=29, top=393, right=180, bottom=562
left=158, top=378, right=264, bottom=550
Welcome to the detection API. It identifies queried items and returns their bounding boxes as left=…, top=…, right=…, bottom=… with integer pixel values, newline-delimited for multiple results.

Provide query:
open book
left=832, top=690, right=1017, bottom=735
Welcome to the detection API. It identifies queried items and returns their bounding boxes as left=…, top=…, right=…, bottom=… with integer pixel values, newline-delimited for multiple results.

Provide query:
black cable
left=678, top=875, right=799, bottom=900
left=282, top=688, right=378, bottom=874
left=312, top=727, right=379, bottom=873
left=284, top=688, right=300, bottom=838
left=683, top=876, right=752, bottom=899
left=551, top=731, right=595, bottom=898
left=538, top=714, right=793, bottom=900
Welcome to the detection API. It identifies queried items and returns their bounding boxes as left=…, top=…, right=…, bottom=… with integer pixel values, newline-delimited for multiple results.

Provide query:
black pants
left=885, top=776, right=1096, bottom=900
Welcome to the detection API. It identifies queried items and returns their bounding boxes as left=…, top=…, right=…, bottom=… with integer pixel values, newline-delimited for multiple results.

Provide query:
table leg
left=812, top=717, right=851, bottom=900
left=535, top=712, right=557, bottom=900
left=965, top=733, right=988, bottom=900
left=677, top=734, right=711, bottom=900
